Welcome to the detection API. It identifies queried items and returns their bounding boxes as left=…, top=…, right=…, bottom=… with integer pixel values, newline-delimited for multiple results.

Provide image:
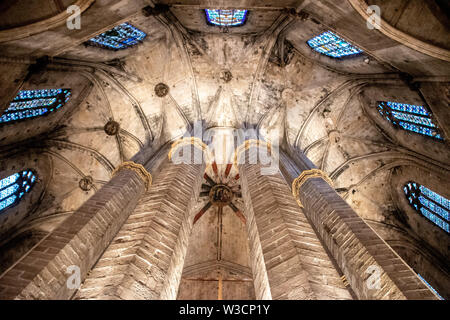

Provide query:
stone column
left=75, top=138, right=206, bottom=300
left=0, top=160, right=152, bottom=300
left=280, top=148, right=439, bottom=300
left=237, top=141, right=352, bottom=300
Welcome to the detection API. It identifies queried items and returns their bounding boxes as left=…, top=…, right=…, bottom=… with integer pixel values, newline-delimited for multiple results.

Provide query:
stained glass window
left=307, top=31, right=363, bottom=58
left=0, top=170, right=37, bottom=212
left=403, top=182, right=449, bottom=233
left=377, top=101, right=442, bottom=140
left=87, top=23, right=147, bottom=50
left=205, top=9, right=248, bottom=27
left=0, top=89, right=71, bottom=124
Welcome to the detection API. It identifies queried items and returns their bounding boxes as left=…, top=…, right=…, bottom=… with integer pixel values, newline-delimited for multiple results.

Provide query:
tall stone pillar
left=0, top=159, right=152, bottom=300
left=237, top=141, right=353, bottom=300
left=75, top=138, right=206, bottom=300
left=280, top=148, right=438, bottom=300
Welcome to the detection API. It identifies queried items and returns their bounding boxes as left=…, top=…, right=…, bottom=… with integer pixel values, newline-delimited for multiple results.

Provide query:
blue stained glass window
left=0, top=170, right=37, bottom=212
left=87, top=23, right=147, bottom=50
left=0, top=89, right=71, bottom=124
left=307, top=31, right=363, bottom=58
left=205, top=9, right=248, bottom=27
left=403, top=182, right=449, bottom=233
left=377, top=101, right=442, bottom=140
left=418, top=274, right=444, bottom=300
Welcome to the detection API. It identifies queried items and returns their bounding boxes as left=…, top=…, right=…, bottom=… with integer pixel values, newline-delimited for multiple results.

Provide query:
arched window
left=403, top=182, right=449, bottom=233
left=87, top=23, right=147, bottom=50
left=0, top=170, right=37, bottom=212
left=205, top=9, right=248, bottom=27
left=307, top=31, right=363, bottom=58
left=0, top=89, right=71, bottom=124
left=377, top=101, right=443, bottom=140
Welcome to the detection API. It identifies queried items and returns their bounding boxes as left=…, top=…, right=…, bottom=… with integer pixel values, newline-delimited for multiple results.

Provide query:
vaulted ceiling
left=0, top=0, right=448, bottom=299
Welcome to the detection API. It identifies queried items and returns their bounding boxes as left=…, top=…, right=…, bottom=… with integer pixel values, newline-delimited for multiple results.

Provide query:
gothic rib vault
left=0, top=0, right=448, bottom=300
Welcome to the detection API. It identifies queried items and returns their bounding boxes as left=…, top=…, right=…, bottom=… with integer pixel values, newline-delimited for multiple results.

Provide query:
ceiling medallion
left=220, top=70, right=233, bottom=83
left=155, top=82, right=169, bottom=97
left=79, top=176, right=93, bottom=191
left=209, top=184, right=233, bottom=207
left=104, top=120, right=120, bottom=136
left=194, top=162, right=245, bottom=225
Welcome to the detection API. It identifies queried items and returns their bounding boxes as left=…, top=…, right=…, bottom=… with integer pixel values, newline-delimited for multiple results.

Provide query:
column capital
left=112, top=161, right=152, bottom=191
left=233, top=139, right=272, bottom=167
left=292, top=169, right=333, bottom=207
